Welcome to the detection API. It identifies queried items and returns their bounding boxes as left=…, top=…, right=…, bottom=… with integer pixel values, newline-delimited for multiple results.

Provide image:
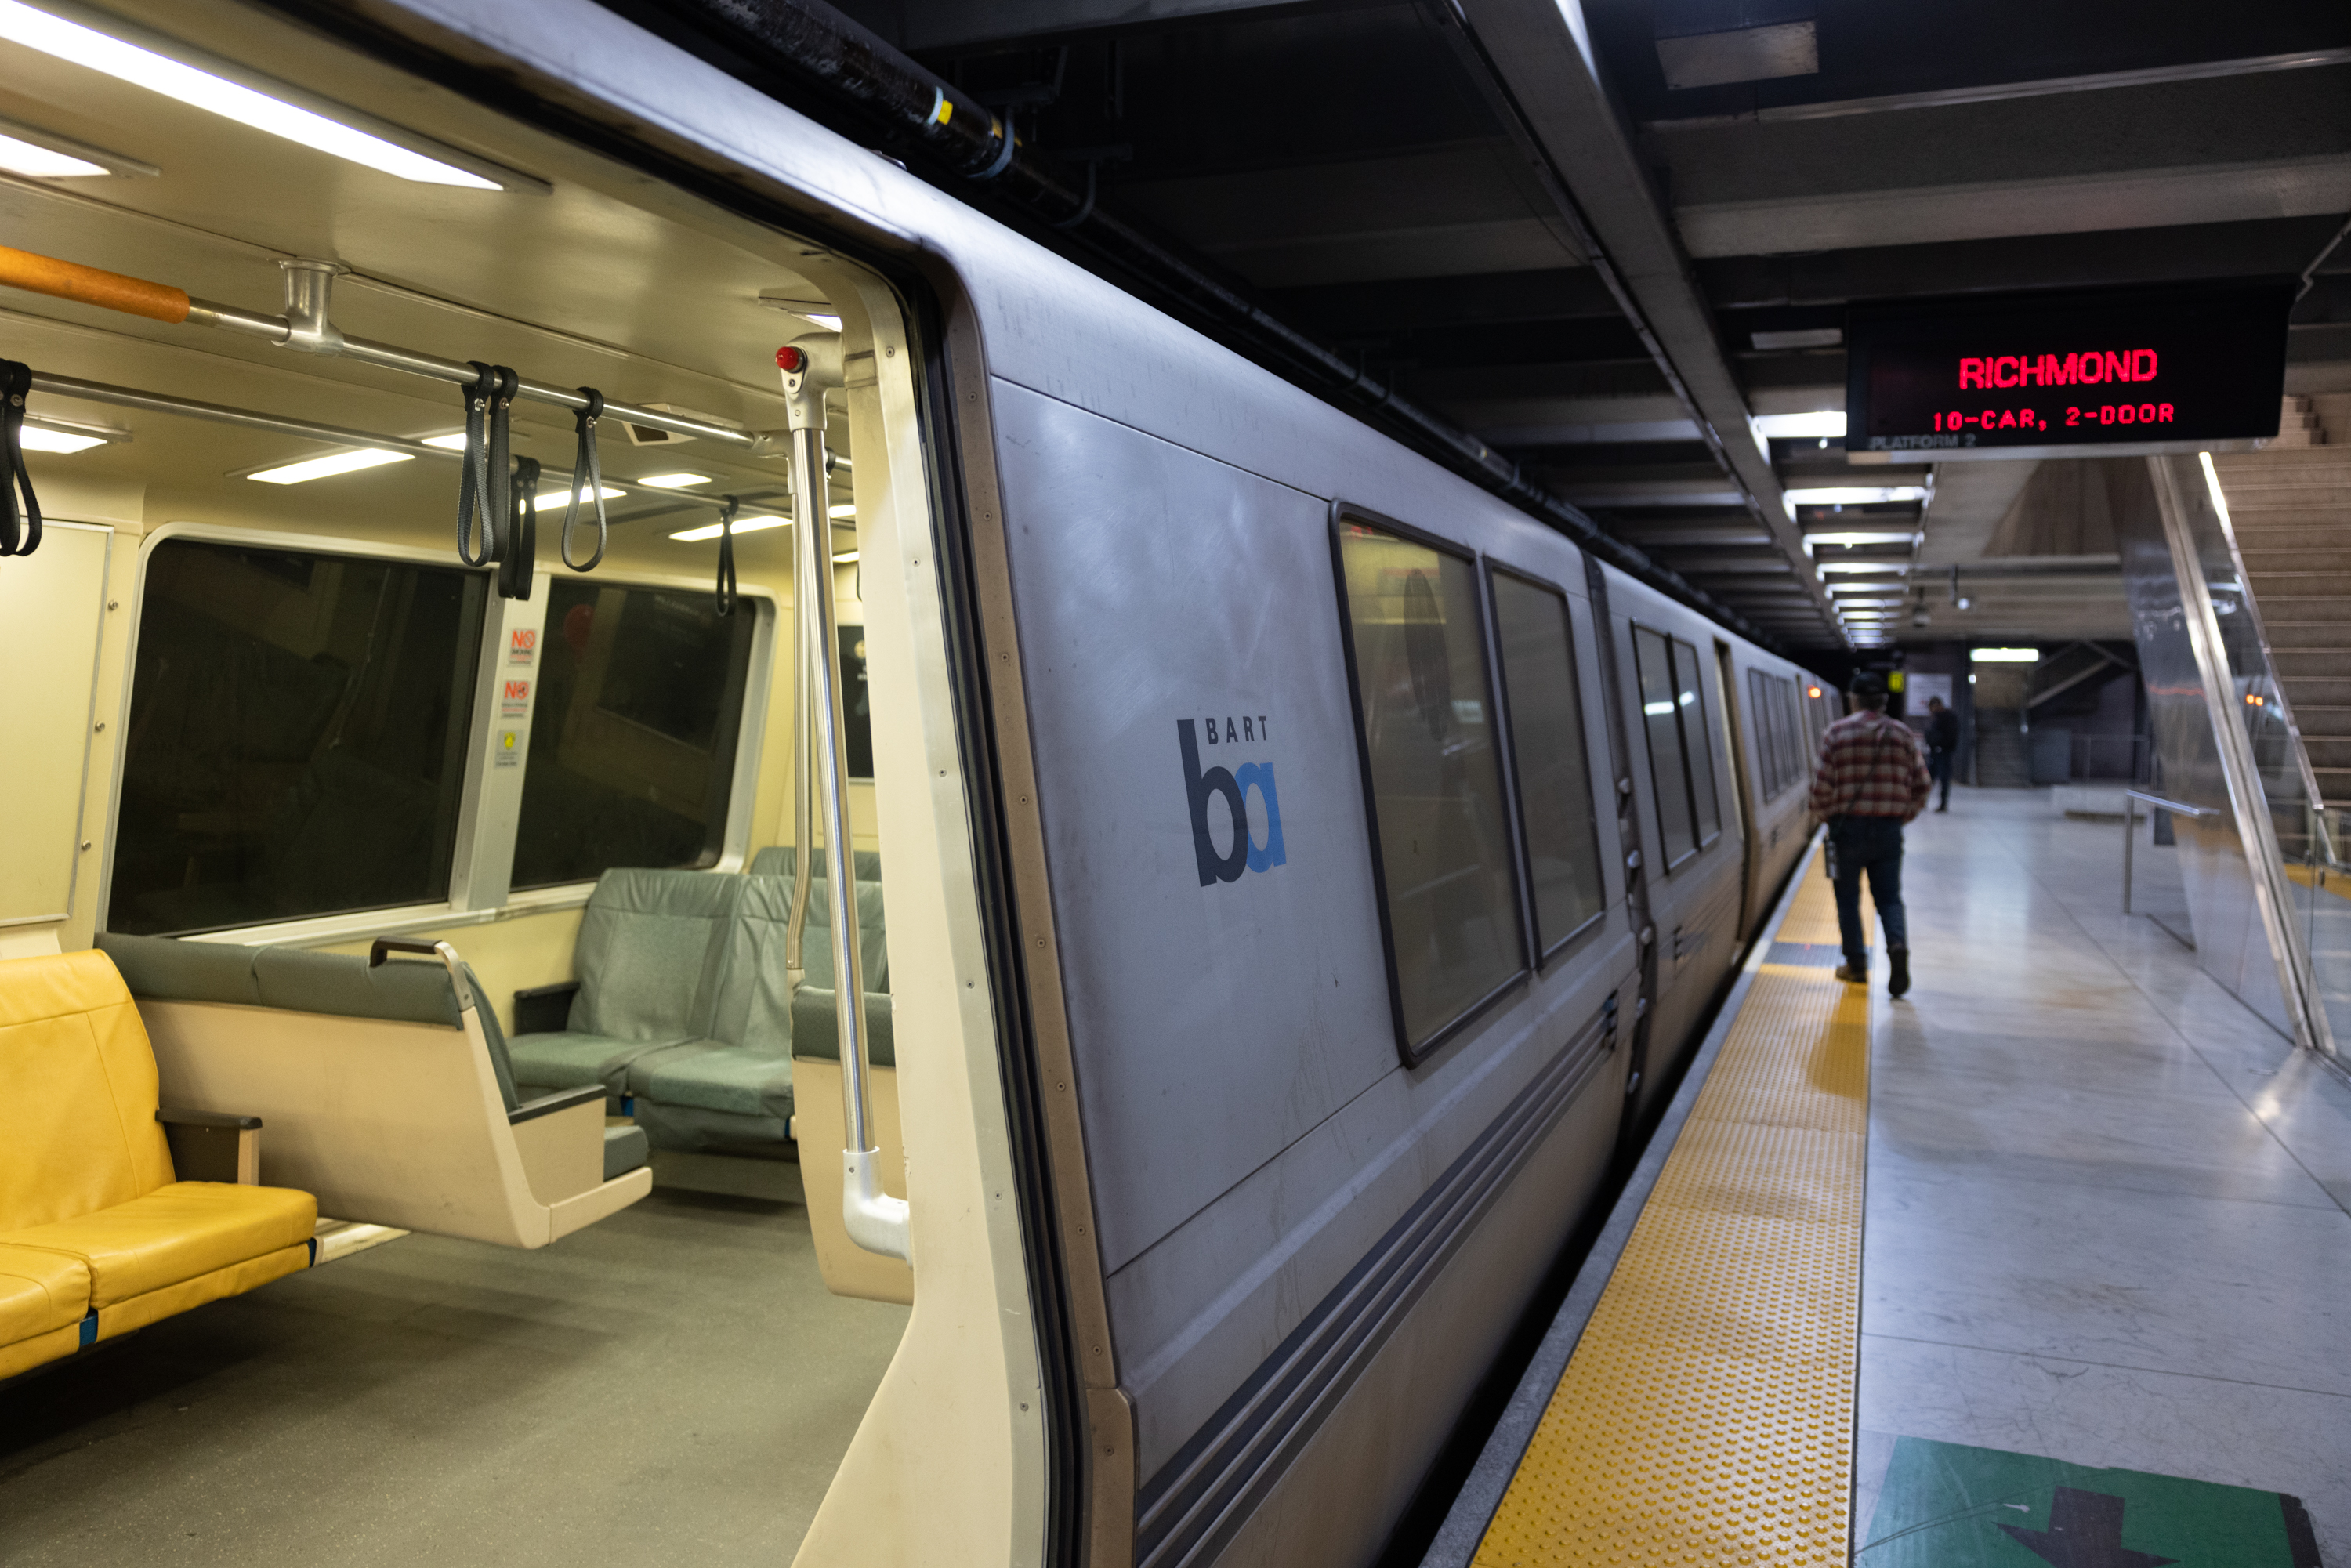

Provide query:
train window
left=1490, top=570, right=1605, bottom=957
left=1335, top=517, right=1525, bottom=1061
left=1746, top=670, right=1779, bottom=798
left=1632, top=626, right=1698, bottom=867
left=1670, top=636, right=1722, bottom=845
left=108, top=540, right=484, bottom=936
left=511, top=580, right=759, bottom=890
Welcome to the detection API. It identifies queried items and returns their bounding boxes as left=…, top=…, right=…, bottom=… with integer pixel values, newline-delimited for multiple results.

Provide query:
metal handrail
left=2122, top=789, right=2215, bottom=922
left=2125, top=789, right=2216, bottom=819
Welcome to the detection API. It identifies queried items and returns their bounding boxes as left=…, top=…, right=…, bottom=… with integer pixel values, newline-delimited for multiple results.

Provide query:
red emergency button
left=777, top=345, right=808, bottom=373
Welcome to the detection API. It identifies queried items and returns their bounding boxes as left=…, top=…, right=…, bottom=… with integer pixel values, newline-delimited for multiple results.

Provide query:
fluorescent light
left=1971, top=646, right=2040, bottom=663
left=1804, top=530, right=1918, bottom=548
left=20, top=425, right=106, bottom=453
left=1752, top=411, right=1847, bottom=440
left=669, top=513, right=786, bottom=542
left=1785, top=486, right=1928, bottom=506
left=422, top=432, right=469, bottom=451
left=799, top=313, right=843, bottom=332
left=0, top=0, right=497, bottom=188
left=828, top=504, right=856, bottom=519
left=833, top=550, right=859, bottom=563
left=638, top=472, right=711, bottom=489
left=247, top=448, right=411, bottom=484
left=1817, top=559, right=1910, bottom=574
left=0, top=129, right=103, bottom=176
left=1643, top=701, right=1675, bottom=716
left=537, top=484, right=626, bottom=509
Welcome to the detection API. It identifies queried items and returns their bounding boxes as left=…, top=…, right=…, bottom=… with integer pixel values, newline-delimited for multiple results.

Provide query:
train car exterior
left=0, top=1, right=1837, bottom=1563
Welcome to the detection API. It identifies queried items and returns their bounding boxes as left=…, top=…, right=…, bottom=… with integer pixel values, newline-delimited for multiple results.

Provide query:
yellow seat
left=0, top=948, right=316, bottom=1376
left=0, top=1244, right=89, bottom=1380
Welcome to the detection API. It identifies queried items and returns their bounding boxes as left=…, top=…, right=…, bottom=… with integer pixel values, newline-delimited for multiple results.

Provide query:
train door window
left=1670, top=636, right=1721, bottom=845
left=510, top=580, right=759, bottom=889
left=1746, top=669, right=1779, bottom=798
left=108, top=540, right=484, bottom=936
left=1335, top=517, right=1525, bottom=1061
left=1632, top=625, right=1698, bottom=867
left=1489, top=570, right=1605, bottom=958
left=1774, top=679, right=1803, bottom=788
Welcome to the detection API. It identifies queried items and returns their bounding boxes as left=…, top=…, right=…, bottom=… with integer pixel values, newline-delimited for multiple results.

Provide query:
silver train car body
left=4, top=1, right=1838, bottom=1562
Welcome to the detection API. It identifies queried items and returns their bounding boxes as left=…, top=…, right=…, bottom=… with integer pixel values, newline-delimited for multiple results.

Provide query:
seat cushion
left=632, top=1100, right=791, bottom=1155
left=0, top=1243, right=91, bottom=1345
left=629, top=1041, right=793, bottom=1121
left=2, top=1182, right=316, bottom=1309
left=509, top=1030, right=689, bottom=1093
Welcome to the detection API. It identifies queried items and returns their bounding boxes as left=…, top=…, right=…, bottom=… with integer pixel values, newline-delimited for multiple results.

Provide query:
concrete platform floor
left=1856, top=787, right=2351, bottom=1557
left=0, top=1170, right=907, bottom=1565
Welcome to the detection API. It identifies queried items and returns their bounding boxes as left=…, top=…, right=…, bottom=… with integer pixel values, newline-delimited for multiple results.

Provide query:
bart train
left=0, top=1, right=1838, bottom=1563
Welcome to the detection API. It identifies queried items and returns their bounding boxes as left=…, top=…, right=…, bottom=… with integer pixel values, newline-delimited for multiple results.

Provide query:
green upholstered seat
left=748, top=845, right=883, bottom=883
left=509, top=868, right=744, bottom=1093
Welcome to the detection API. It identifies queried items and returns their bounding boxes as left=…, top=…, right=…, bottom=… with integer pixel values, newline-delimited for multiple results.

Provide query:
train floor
left=1426, top=787, right=2351, bottom=1566
left=0, top=1159, right=906, bottom=1566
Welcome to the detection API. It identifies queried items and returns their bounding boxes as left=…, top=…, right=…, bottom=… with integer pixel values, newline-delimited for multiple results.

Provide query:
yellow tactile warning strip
left=1472, top=846, right=1870, bottom=1566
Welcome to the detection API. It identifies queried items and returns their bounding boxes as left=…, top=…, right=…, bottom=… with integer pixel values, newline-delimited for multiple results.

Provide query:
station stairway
left=2213, top=399, right=2351, bottom=806
left=1972, top=709, right=2031, bottom=788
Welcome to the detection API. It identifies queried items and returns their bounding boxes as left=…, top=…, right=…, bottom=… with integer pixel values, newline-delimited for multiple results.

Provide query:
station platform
left=1425, top=788, right=2351, bottom=1566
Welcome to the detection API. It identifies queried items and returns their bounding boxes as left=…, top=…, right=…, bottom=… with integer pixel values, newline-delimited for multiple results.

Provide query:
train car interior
left=0, top=3, right=1026, bottom=1552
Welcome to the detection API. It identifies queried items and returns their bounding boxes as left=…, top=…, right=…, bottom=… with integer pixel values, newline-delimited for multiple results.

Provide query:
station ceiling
left=828, top=0, right=2351, bottom=650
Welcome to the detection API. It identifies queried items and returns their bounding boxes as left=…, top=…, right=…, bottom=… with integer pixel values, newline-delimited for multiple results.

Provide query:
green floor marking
left=1859, top=1436, right=2322, bottom=1566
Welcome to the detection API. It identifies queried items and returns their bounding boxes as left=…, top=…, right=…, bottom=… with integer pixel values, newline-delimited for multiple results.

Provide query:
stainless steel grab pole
left=778, top=338, right=907, bottom=1262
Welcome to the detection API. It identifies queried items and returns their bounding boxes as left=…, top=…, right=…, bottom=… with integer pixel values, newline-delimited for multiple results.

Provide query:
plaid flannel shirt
left=1808, top=709, right=1932, bottom=821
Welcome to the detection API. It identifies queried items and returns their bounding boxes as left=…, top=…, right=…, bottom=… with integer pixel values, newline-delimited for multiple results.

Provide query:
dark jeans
left=1830, top=814, right=1908, bottom=961
left=1928, top=750, right=1953, bottom=808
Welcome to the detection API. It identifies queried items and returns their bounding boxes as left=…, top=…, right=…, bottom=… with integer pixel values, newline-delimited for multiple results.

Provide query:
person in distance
left=1809, top=672, right=1932, bottom=997
left=1924, top=696, right=1960, bottom=813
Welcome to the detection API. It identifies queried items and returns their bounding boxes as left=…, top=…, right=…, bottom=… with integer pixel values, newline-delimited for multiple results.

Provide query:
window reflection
left=1339, top=523, right=1524, bottom=1056
left=1492, top=573, right=1605, bottom=954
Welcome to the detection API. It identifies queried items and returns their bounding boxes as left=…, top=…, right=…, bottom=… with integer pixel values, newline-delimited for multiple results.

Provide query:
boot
left=1835, top=952, right=1868, bottom=984
left=1888, top=948, right=1911, bottom=998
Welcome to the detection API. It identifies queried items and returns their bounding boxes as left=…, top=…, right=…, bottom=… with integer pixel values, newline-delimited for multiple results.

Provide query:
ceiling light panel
left=1785, top=486, right=1929, bottom=506
left=19, top=424, right=106, bottom=452
left=536, top=485, right=626, bottom=509
left=247, top=448, right=411, bottom=484
left=637, top=472, right=711, bottom=489
left=0, top=0, right=499, bottom=187
left=670, top=514, right=786, bottom=542
left=0, top=129, right=102, bottom=176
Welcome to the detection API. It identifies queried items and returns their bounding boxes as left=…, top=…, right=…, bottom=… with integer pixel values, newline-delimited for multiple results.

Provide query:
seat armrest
left=157, top=1106, right=262, bottom=1184
left=509, top=1084, right=606, bottom=1125
left=513, top=980, right=581, bottom=1037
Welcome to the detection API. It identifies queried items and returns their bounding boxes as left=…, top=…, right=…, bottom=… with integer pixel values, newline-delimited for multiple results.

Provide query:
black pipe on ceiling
left=623, top=0, right=1777, bottom=648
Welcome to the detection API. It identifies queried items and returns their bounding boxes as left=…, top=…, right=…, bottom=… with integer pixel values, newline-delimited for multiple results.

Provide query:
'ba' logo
left=1179, top=717, right=1285, bottom=886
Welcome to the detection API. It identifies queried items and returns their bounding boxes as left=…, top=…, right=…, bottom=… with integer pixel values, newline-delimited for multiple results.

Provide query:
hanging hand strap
left=1, top=360, right=42, bottom=559
left=455, top=361, right=498, bottom=567
left=715, top=494, right=739, bottom=617
left=502, top=455, right=540, bottom=601
left=560, top=387, right=608, bottom=572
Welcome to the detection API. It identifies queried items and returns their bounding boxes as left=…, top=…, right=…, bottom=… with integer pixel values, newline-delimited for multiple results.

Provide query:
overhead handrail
left=777, top=333, right=906, bottom=1264
left=0, top=244, right=754, bottom=448
left=560, top=389, right=610, bottom=572
left=1, top=357, right=40, bottom=559
left=19, top=369, right=783, bottom=514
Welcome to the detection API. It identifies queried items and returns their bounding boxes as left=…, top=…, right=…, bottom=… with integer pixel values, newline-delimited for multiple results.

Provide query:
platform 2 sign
left=1846, top=283, right=2295, bottom=457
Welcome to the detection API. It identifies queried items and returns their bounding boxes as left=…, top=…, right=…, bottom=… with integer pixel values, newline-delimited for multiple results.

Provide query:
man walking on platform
left=1924, top=696, right=1959, bottom=813
left=1810, top=673, right=1933, bottom=997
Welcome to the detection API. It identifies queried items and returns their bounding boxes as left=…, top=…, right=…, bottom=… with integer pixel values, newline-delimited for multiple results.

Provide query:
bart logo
left=1178, top=716, right=1286, bottom=887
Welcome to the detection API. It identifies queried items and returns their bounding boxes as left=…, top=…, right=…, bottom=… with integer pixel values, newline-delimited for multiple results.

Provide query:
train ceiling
left=824, top=0, right=2351, bottom=650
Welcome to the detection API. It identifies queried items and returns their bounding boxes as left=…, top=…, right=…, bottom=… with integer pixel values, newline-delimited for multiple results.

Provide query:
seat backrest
left=0, top=949, right=176, bottom=1230
left=787, top=987, right=896, bottom=1069
left=571, top=869, right=744, bottom=1041
left=748, top=845, right=884, bottom=884
left=708, top=874, right=800, bottom=1052
left=100, top=931, right=462, bottom=1027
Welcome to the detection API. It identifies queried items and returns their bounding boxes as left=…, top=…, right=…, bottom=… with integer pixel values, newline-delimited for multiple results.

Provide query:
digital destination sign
left=1845, top=282, right=2295, bottom=458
